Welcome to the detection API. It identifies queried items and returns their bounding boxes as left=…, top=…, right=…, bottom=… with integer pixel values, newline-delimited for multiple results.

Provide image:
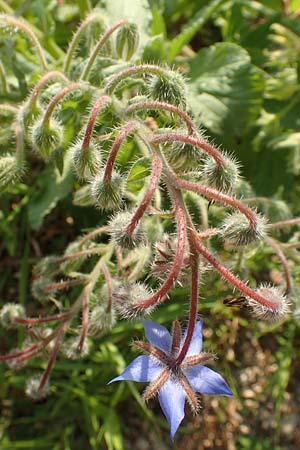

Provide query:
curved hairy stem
left=194, top=235, right=284, bottom=311
left=28, top=71, right=68, bottom=110
left=104, top=64, right=169, bottom=94
left=0, top=15, right=47, bottom=69
left=104, top=121, right=137, bottom=181
left=80, top=19, right=127, bottom=80
left=151, top=133, right=225, bottom=166
left=126, top=101, right=197, bottom=134
left=42, top=82, right=86, bottom=126
left=125, top=152, right=162, bottom=235
left=63, top=10, right=105, bottom=75
left=176, top=178, right=258, bottom=228
left=82, top=95, right=111, bottom=149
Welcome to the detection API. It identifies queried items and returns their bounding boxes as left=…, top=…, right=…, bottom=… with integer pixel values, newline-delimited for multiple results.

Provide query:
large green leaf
left=187, top=42, right=265, bottom=136
left=28, top=163, right=73, bottom=230
left=167, top=0, right=227, bottom=62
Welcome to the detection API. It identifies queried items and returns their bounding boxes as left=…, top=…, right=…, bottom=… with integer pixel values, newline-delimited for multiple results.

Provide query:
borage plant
left=0, top=9, right=297, bottom=439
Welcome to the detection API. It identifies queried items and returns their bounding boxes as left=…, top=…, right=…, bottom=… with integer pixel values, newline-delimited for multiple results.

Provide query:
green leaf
left=167, top=0, right=227, bottom=62
left=127, top=156, right=150, bottom=182
left=187, top=42, right=265, bottom=136
left=28, top=163, right=73, bottom=230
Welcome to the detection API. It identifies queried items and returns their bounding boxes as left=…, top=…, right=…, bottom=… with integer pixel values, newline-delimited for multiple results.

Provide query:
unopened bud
left=147, top=72, right=187, bottom=109
left=201, top=153, right=240, bottom=195
left=116, top=23, right=139, bottom=61
left=31, top=278, right=57, bottom=303
left=33, top=256, right=60, bottom=278
left=61, top=241, right=88, bottom=274
left=246, top=285, right=290, bottom=321
left=167, top=141, right=203, bottom=170
left=109, top=211, right=145, bottom=249
left=25, top=374, right=50, bottom=400
left=31, top=118, right=63, bottom=159
left=61, top=336, right=90, bottom=360
left=221, top=212, right=267, bottom=246
left=0, top=155, right=25, bottom=191
left=88, top=304, right=116, bottom=338
left=73, top=185, right=94, bottom=207
left=0, top=303, right=25, bottom=329
left=69, top=139, right=102, bottom=180
left=6, top=348, right=28, bottom=370
left=90, top=170, right=126, bottom=210
left=113, top=283, right=154, bottom=319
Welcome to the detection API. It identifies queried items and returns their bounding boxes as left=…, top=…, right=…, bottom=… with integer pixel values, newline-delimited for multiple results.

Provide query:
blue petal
left=185, top=365, right=233, bottom=396
left=181, top=321, right=203, bottom=356
left=108, top=356, right=163, bottom=384
left=143, top=320, right=172, bottom=352
left=158, top=378, right=186, bottom=440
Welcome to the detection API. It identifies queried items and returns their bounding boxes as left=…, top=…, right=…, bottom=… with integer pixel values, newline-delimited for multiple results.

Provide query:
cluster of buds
left=0, top=10, right=298, bottom=414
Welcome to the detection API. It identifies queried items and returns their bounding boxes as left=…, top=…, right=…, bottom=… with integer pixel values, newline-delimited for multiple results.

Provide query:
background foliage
left=0, top=0, right=300, bottom=449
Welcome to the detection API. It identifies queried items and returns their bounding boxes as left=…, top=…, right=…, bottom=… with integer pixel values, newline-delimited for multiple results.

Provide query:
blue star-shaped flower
left=109, top=320, right=233, bottom=439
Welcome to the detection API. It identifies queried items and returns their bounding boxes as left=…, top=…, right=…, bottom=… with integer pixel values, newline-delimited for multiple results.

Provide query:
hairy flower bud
left=116, top=23, right=139, bottom=61
left=147, top=72, right=187, bottom=109
left=109, top=211, right=145, bottom=249
left=0, top=155, right=25, bottom=191
left=6, top=348, right=28, bottom=370
left=144, top=216, right=164, bottom=243
left=201, top=153, right=240, bottom=195
left=60, top=241, right=88, bottom=274
left=113, top=283, right=154, bottom=319
left=90, top=169, right=126, bottom=210
left=167, top=142, right=203, bottom=170
left=221, top=212, right=267, bottom=246
left=61, top=337, right=90, bottom=360
left=246, top=285, right=290, bottom=320
left=33, top=256, right=60, bottom=278
left=0, top=303, right=25, bottom=329
left=31, top=278, right=57, bottom=303
left=69, top=139, right=102, bottom=180
left=88, top=304, right=116, bottom=338
left=25, top=374, right=50, bottom=400
left=31, top=118, right=63, bottom=159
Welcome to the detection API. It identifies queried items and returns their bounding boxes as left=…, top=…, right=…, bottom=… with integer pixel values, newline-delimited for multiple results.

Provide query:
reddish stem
left=29, top=71, right=68, bottom=108
left=137, top=186, right=187, bottom=310
left=38, top=324, right=68, bottom=392
left=126, top=101, right=197, bottom=134
left=268, top=218, right=300, bottom=229
left=104, top=121, right=137, bottom=181
left=175, top=252, right=199, bottom=366
left=104, top=64, right=168, bottom=94
left=176, top=178, right=257, bottom=228
left=100, top=262, right=113, bottom=313
left=82, top=95, right=111, bottom=149
left=14, top=312, right=71, bottom=325
left=151, top=133, right=225, bottom=166
left=77, top=292, right=89, bottom=353
left=125, top=152, right=162, bottom=234
left=43, top=82, right=84, bottom=125
left=194, top=236, right=282, bottom=311
left=42, top=278, right=85, bottom=293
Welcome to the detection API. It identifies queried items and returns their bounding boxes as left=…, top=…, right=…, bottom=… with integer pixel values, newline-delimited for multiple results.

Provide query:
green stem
left=1, top=15, right=47, bottom=69
left=0, top=61, right=8, bottom=95
left=104, top=64, right=169, bottom=94
left=42, top=82, right=85, bottom=126
left=80, top=19, right=127, bottom=81
left=63, top=11, right=105, bottom=75
left=28, top=71, right=68, bottom=110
